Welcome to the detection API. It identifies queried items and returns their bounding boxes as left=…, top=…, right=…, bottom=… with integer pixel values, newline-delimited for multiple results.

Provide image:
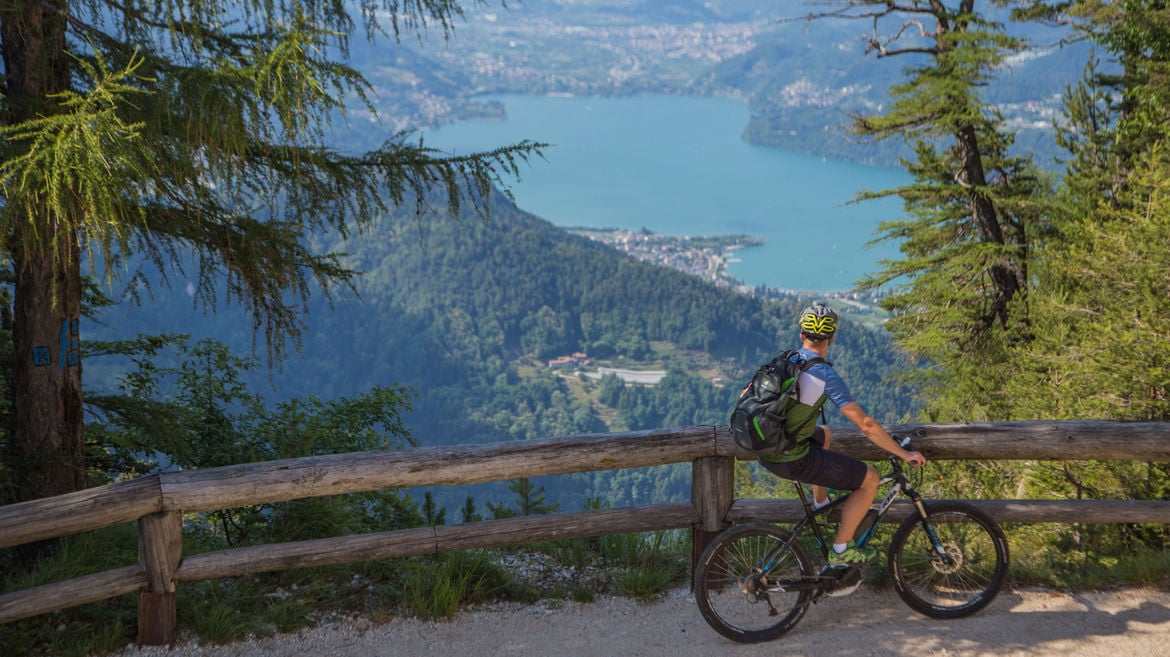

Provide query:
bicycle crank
left=820, top=564, right=862, bottom=598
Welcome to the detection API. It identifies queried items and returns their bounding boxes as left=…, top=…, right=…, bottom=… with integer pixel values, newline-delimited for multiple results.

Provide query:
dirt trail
left=110, top=586, right=1170, bottom=657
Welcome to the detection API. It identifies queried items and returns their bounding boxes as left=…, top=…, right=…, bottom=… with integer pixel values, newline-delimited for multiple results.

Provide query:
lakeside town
left=569, top=227, right=887, bottom=311
left=569, top=227, right=759, bottom=289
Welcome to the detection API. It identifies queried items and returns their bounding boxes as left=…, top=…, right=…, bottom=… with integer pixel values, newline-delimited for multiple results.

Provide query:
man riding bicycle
left=758, top=303, right=926, bottom=564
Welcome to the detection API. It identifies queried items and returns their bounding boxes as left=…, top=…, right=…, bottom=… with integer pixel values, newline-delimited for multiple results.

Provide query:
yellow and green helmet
left=798, top=302, right=838, bottom=340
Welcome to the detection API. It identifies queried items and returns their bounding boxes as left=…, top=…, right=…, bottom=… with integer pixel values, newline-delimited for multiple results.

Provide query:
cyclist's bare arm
left=838, top=402, right=925, bottom=466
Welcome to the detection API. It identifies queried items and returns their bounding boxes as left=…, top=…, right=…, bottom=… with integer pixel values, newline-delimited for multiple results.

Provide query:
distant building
left=585, top=367, right=667, bottom=386
left=547, top=352, right=590, bottom=369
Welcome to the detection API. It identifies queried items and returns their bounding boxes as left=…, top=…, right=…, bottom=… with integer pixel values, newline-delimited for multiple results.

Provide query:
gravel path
left=109, top=586, right=1170, bottom=657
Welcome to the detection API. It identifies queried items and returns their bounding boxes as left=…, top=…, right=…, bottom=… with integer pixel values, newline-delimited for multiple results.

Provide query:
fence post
left=691, top=455, right=735, bottom=578
left=137, top=510, right=182, bottom=646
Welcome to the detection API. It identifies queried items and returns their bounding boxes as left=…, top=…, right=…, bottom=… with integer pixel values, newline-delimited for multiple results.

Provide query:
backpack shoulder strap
left=798, top=355, right=826, bottom=371
left=767, top=349, right=831, bottom=376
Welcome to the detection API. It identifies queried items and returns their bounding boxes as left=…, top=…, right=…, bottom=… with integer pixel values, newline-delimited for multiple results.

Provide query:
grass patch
left=0, top=597, right=133, bottom=657
left=1010, top=543, right=1170, bottom=589
left=615, top=566, right=677, bottom=601
left=405, top=551, right=517, bottom=620
left=0, top=526, right=140, bottom=657
left=605, top=531, right=689, bottom=601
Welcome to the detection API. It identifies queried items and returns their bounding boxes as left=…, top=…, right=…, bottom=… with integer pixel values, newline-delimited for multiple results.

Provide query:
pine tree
left=809, top=1, right=1050, bottom=416
left=0, top=1, right=540, bottom=503
left=992, top=3, right=1170, bottom=548
left=1039, top=0, right=1170, bottom=210
left=487, top=477, right=558, bottom=518
left=423, top=491, right=447, bottom=526
left=1015, top=0, right=1170, bottom=424
left=460, top=496, right=483, bottom=523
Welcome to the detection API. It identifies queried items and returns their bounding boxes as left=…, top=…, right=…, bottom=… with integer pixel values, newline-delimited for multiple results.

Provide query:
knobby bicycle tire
left=693, top=523, right=814, bottom=643
left=888, top=501, right=1010, bottom=619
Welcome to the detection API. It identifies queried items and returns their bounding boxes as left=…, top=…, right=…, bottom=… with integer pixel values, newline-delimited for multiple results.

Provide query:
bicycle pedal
left=819, top=564, right=861, bottom=597
left=826, top=581, right=862, bottom=598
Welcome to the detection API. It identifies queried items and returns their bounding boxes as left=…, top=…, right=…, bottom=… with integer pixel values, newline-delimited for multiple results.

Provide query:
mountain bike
left=693, top=436, right=1010, bottom=643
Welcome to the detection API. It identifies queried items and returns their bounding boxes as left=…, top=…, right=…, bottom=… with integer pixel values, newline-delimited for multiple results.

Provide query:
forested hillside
left=327, top=190, right=912, bottom=432
left=85, top=185, right=915, bottom=510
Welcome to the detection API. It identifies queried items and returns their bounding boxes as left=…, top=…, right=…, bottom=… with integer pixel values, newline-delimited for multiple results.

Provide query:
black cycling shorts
left=758, top=426, right=868, bottom=491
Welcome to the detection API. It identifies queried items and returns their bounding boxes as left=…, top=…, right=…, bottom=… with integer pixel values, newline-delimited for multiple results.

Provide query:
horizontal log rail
left=175, top=503, right=699, bottom=582
left=813, top=420, right=1170, bottom=462
left=0, top=426, right=716, bottom=549
left=4, top=420, right=1169, bottom=550
left=727, top=498, right=1170, bottom=525
left=0, top=420, right=1168, bottom=645
left=0, top=567, right=148, bottom=628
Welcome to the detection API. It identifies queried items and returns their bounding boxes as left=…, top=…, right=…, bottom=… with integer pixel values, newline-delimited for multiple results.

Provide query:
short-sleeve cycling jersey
left=761, top=347, right=855, bottom=463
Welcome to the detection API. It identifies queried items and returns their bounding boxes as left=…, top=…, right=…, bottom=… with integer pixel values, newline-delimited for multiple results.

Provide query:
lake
left=424, top=94, right=911, bottom=294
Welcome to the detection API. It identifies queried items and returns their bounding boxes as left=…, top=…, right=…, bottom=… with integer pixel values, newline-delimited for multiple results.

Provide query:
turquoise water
left=424, top=95, right=910, bottom=293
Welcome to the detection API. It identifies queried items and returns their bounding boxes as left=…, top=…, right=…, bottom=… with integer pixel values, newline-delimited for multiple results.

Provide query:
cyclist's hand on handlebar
left=902, top=450, right=926, bottom=467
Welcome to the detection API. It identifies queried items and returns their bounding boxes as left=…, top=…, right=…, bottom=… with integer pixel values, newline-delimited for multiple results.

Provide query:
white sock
left=833, top=543, right=848, bottom=554
left=813, top=497, right=830, bottom=510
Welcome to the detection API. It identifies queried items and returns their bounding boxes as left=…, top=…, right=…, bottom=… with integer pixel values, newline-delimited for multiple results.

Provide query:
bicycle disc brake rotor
left=930, top=542, right=964, bottom=574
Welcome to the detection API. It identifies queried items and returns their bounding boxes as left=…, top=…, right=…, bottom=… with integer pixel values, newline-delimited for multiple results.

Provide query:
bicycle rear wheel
left=693, top=523, right=814, bottom=643
left=888, top=501, right=1010, bottom=619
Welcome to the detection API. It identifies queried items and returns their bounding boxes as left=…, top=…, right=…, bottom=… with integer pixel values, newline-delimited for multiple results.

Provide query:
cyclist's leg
left=834, top=463, right=877, bottom=547
left=810, top=426, right=831, bottom=507
left=791, top=444, right=872, bottom=547
left=759, top=437, right=869, bottom=532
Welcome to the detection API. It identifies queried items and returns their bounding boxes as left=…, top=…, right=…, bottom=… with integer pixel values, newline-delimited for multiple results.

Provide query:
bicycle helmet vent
left=798, top=303, right=838, bottom=340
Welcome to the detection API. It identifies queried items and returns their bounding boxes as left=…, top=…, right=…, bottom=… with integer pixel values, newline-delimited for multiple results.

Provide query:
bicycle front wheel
left=693, top=523, right=814, bottom=643
left=888, top=501, right=1010, bottom=619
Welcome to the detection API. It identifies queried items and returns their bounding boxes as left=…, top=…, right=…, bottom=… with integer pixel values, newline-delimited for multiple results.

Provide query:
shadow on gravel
left=751, top=587, right=1170, bottom=657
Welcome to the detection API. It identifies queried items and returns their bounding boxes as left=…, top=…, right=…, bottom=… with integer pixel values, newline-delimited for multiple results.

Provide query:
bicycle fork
left=905, top=490, right=958, bottom=566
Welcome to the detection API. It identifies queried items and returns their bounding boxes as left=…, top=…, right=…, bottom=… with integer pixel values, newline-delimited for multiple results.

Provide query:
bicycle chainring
left=821, top=564, right=862, bottom=597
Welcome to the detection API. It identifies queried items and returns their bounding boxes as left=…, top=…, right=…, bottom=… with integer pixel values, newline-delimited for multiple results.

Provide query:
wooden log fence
left=0, top=420, right=1168, bottom=647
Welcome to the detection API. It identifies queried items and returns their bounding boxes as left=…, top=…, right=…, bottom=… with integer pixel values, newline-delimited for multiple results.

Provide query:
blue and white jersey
left=795, top=347, right=855, bottom=410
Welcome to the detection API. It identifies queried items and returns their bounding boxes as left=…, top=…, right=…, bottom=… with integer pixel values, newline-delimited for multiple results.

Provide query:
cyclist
left=758, top=302, right=926, bottom=564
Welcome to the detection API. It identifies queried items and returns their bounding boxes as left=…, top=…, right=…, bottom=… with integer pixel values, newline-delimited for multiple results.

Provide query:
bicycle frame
left=756, top=442, right=943, bottom=589
left=803, top=456, right=921, bottom=551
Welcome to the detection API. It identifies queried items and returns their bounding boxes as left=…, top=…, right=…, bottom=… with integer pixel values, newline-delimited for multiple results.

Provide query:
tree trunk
left=955, top=123, right=1023, bottom=330
left=2, top=1, right=86, bottom=506
left=10, top=237, right=86, bottom=501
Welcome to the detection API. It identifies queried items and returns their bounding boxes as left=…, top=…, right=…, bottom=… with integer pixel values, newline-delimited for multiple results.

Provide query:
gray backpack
left=729, top=349, right=825, bottom=455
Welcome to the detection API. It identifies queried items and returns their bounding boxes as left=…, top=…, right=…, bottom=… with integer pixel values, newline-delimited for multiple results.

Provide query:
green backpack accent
left=729, top=349, right=826, bottom=456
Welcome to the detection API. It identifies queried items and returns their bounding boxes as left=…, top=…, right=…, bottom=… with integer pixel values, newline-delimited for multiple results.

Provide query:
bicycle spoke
left=889, top=503, right=1009, bottom=619
left=694, top=524, right=813, bottom=642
